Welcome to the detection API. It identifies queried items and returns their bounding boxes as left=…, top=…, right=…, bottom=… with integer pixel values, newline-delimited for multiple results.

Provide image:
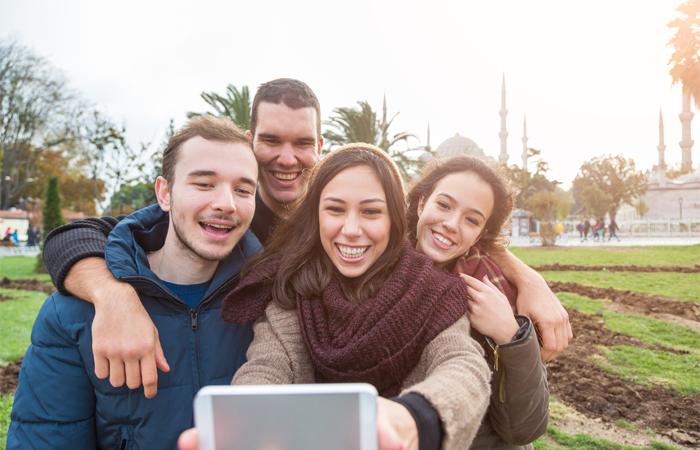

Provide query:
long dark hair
left=243, top=143, right=408, bottom=308
left=407, top=155, right=518, bottom=251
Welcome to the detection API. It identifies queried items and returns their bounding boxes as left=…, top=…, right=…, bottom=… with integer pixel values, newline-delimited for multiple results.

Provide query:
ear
left=417, top=195, right=426, bottom=217
left=316, top=137, right=324, bottom=158
left=245, top=129, right=253, bottom=140
left=155, top=176, right=171, bottom=212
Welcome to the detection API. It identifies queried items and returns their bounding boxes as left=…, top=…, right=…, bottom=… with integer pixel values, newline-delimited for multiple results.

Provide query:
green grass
left=615, top=420, right=638, bottom=432
left=542, top=271, right=700, bottom=303
left=531, top=425, right=684, bottom=450
left=595, top=345, right=700, bottom=395
left=0, top=256, right=51, bottom=281
left=557, top=293, right=700, bottom=353
left=0, top=288, right=46, bottom=364
left=511, top=245, right=700, bottom=268
left=1, top=394, right=14, bottom=450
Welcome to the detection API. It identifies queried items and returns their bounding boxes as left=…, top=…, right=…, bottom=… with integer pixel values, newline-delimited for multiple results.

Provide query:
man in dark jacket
left=7, top=116, right=261, bottom=449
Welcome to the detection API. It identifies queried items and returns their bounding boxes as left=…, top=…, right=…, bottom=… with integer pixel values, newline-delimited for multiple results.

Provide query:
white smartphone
left=194, top=383, right=378, bottom=450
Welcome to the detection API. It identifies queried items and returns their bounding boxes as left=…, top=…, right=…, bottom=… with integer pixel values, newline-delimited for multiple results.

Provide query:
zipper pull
left=191, top=310, right=198, bottom=330
left=486, top=339, right=499, bottom=371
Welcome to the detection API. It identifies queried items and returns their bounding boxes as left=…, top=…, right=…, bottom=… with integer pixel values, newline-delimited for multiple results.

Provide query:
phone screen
left=210, top=392, right=362, bottom=450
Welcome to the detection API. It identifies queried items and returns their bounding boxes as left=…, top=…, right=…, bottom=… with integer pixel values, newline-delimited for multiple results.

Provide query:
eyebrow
left=257, top=133, right=316, bottom=144
left=323, top=197, right=386, bottom=204
left=187, top=170, right=257, bottom=187
left=436, top=192, right=486, bottom=220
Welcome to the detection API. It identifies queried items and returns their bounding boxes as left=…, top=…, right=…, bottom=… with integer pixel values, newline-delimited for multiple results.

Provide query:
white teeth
left=338, top=245, right=369, bottom=258
left=433, top=232, right=454, bottom=247
left=205, top=223, right=232, bottom=230
left=274, top=173, right=298, bottom=180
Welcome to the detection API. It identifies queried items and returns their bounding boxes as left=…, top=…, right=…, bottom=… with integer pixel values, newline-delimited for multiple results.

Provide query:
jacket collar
left=105, top=204, right=261, bottom=298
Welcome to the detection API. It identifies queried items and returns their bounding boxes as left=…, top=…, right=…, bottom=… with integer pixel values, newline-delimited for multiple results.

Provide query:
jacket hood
left=105, top=204, right=262, bottom=299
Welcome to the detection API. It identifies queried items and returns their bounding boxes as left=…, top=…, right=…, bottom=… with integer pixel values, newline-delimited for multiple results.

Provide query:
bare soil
left=533, top=263, right=700, bottom=273
left=548, top=281, right=700, bottom=322
left=0, top=357, right=21, bottom=396
left=0, top=277, right=55, bottom=296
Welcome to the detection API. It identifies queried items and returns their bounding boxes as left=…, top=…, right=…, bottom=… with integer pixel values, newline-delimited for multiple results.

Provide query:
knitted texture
left=42, top=216, right=124, bottom=295
left=451, top=244, right=518, bottom=308
left=223, top=239, right=470, bottom=397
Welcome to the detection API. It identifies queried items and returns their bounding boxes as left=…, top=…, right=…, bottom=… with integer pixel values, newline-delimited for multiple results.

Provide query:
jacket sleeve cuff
left=390, top=393, right=443, bottom=450
left=42, top=216, right=123, bottom=295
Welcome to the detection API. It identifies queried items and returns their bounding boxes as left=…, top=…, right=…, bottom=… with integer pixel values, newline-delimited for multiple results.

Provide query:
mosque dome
left=435, top=133, right=496, bottom=163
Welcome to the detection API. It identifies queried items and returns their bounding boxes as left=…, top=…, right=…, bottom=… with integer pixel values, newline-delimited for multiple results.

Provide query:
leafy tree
left=187, top=85, right=251, bottom=130
left=572, top=154, right=647, bottom=221
left=503, top=148, right=560, bottom=207
left=577, top=184, right=614, bottom=218
left=35, top=176, right=65, bottom=273
left=667, top=0, right=700, bottom=109
left=323, top=100, right=418, bottom=180
left=665, top=161, right=697, bottom=179
left=0, top=39, right=78, bottom=209
left=633, top=199, right=650, bottom=218
left=110, top=183, right=155, bottom=215
left=524, top=190, right=569, bottom=246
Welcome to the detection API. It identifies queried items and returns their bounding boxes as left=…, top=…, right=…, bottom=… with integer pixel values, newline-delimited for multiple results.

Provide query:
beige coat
left=233, top=301, right=492, bottom=450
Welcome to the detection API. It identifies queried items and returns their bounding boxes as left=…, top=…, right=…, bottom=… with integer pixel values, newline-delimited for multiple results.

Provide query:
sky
left=1, top=0, right=698, bottom=190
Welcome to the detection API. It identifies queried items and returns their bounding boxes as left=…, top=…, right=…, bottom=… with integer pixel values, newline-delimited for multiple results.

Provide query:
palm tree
left=667, top=0, right=700, bottom=109
left=187, top=84, right=251, bottom=130
left=323, top=98, right=418, bottom=180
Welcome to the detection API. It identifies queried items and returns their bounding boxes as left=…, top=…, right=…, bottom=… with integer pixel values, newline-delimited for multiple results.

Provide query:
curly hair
left=407, top=155, right=518, bottom=252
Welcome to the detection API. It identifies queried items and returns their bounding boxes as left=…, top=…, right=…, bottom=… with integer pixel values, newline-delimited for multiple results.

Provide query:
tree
left=667, top=0, right=700, bottom=109
left=633, top=199, right=650, bottom=218
left=572, top=154, right=647, bottom=221
left=503, top=148, right=560, bottom=207
left=187, top=84, right=251, bottom=130
left=323, top=100, right=418, bottom=180
left=35, top=176, right=65, bottom=273
left=665, top=161, right=697, bottom=179
left=577, top=183, right=614, bottom=218
left=0, top=39, right=78, bottom=209
left=524, top=190, right=569, bottom=246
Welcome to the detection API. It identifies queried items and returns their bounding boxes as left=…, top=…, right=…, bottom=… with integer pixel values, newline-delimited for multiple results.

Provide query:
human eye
left=437, top=201, right=450, bottom=210
left=363, top=208, right=382, bottom=216
left=194, top=182, right=213, bottom=189
left=235, top=187, right=254, bottom=196
left=325, top=205, right=344, bottom=214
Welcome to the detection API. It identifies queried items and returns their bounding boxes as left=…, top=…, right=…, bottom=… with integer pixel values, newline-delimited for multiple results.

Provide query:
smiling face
left=157, top=136, right=258, bottom=263
left=250, top=102, right=323, bottom=216
left=415, top=171, right=494, bottom=270
left=319, top=165, right=391, bottom=278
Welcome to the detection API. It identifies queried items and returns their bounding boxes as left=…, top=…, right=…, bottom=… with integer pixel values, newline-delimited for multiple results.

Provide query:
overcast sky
left=1, top=0, right=697, bottom=189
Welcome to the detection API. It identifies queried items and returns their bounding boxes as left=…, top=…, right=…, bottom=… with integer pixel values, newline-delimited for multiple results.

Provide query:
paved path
left=509, top=236, right=700, bottom=247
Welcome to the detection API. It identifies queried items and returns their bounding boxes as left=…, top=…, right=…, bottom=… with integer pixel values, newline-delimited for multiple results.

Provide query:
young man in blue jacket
left=7, top=115, right=261, bottom=449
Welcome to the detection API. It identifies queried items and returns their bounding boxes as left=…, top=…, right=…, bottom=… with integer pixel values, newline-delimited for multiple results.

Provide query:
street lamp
left=679, top=197, right=683, bottom=219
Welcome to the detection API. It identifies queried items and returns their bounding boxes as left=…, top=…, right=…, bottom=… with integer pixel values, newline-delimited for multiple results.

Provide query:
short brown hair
left=244, top=143, right=407, bottom=308
left=407, top=156, right=518, bottom=251
left=161, top=115, right=253, bottom=183
left=249, top=78, right=321, bottom=139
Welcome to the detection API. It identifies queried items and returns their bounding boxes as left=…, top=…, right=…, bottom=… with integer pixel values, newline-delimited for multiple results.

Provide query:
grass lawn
left=0, top=288, right=46, bottom=364
left=511, top=245, right=700, bottom=268
left=0, top=256, right=51, bottom=281
left=541, top=271, right=700, bottom=303
left=1, top=394, right=13, bottom=450
left=533, top=425, right=683, bottom=450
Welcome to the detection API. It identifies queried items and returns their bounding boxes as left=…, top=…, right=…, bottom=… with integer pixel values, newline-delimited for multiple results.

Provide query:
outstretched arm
left=43, top=217, right=168, bottom=397
left=486, top=247, right=572, bottom=361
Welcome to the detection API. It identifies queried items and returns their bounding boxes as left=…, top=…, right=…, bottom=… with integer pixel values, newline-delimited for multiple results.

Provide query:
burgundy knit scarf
left=222, top=240, right=469, bottom=397
left=450, top=244, right=518, bottom=308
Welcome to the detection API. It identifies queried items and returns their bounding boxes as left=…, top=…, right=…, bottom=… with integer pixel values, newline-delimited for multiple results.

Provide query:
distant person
left=3, top=227, right=11, bottom=242
left=26, top=225, right=37, bottom=247
left=608, top=218, right=620, bottom=242
left=11, top=229, right=18, bottom=245
left=582, top=218, right=591, bottom=241
left=577, top=219, right=585, bottom=241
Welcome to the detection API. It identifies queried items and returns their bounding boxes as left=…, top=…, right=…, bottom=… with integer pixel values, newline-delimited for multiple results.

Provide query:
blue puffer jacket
left=7, top=204, right=260, bottom=449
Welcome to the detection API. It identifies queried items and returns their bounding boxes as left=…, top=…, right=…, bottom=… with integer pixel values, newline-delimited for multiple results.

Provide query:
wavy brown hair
left=243, top=143, right=407, bottom=308
left=407, top=155, right=518, bottom=252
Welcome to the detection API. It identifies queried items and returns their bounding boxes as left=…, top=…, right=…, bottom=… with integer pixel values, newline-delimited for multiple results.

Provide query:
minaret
left=657, top=109, right=667, bottom=187
left=521, top=114, right=529, bottom=171
left=426, top=123, right=431, bottom=151
left=381, top=93, right=387, bottom=130
left=498, top=74, right=509, bottom=164
left=679, top=90, right=694, bottom=169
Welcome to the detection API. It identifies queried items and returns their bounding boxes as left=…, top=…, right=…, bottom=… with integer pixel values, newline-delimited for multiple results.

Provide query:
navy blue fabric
left=7, top=204, right=261, bottom=450
left=162, top=279, right=212, bottom=309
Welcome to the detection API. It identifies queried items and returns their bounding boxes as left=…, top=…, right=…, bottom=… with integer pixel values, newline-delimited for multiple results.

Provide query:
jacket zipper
left=119, top=275, right=239, bottom=392
left=486, top=339, right=505, bottom=403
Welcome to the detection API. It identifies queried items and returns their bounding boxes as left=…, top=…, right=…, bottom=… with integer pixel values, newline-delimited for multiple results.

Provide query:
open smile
left=431, top=231, right=455, bottom=249
left=336, top=244, right=370, bottom=262
left=271, top=171, right=301, bottom=184
left=199, top=221, right=235, bottom=240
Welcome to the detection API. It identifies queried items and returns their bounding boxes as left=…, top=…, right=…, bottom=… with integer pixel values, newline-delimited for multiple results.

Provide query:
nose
left=211, top=188, right=236, bottom=214
left=442, top=212, right=459, bottom=231
left=342, top=213, right=362, bottom=239
left=277, top=142, right=298, bottom=168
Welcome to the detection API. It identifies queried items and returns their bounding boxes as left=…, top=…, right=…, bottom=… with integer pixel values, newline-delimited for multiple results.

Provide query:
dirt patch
left=533, top=263, right=700, bottom=273
left=0, top=292, right=16, bottom=302
left=548, top=307, right=700, bottom=446
left=0, top=277, right=55, bottom=295
left=0, top=357, right=21, bottom=395
left=549, top=281, right=700, bottom=322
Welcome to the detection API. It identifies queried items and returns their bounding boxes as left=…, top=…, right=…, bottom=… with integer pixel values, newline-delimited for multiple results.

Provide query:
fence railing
left=0, top=245, right=41, bottom=257
left=558, top=219, right=700, bottom=237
